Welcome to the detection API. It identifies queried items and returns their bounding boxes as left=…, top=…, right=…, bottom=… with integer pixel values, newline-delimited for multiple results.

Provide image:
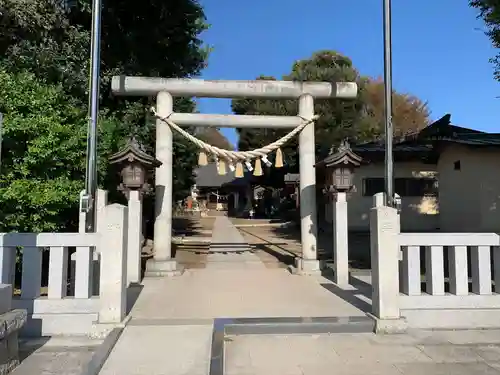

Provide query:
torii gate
left=111, top=76, right=357, bottom=275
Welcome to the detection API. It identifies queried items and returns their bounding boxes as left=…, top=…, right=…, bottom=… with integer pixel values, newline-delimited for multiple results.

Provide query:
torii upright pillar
left=111, top=76, right=358, bottom=276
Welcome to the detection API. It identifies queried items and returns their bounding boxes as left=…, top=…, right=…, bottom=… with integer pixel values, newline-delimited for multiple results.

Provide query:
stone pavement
left=12, top=337, right=102, bottom=375
left=96, top=217, right=500, bottom=375
left=206, top=216, right=265, bottom=270
left=225, top=330, right=500, bottom=375
left=99, top=324, right=213, bottom=375
left=98, top=264, right=368, bottom=375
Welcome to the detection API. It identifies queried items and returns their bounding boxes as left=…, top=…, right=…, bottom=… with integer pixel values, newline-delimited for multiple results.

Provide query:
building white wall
left=438, top=144, right=500, bottom=232
left=325, top=162, right=439, bottom=232
left=324, top=145, right=500, bottom=233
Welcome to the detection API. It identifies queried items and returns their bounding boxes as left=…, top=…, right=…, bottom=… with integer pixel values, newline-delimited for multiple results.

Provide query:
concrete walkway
left=206, top=216, right=265, bottom=269
left=98, top=217, right=369, bottom=375
left=225, top=330, right=500, bottom=375
left=99, top=268, right=371, bottom=375
left=95, top=217, right=500, bottom=375
left=12, top=337, right=102, bottom=375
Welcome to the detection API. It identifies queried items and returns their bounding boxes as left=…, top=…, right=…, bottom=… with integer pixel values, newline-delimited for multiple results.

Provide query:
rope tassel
left=198, top=151, right=208, bottom=166
left=217, top=159, right=227, bottom=175
left=253, top=158, right=263, bottom=176
left=275, top=148, right=284, bottom=168
left=150, top=107, right=320, bottom=172
left=245, top=161, right=253, bottom=172
left=235, top=162, right=244, bottom=178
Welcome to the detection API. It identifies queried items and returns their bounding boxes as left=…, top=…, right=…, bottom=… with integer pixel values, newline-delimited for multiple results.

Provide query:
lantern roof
left=109, top=137, right=162, bottom=168
left=315, top=139, right=362, bottom=169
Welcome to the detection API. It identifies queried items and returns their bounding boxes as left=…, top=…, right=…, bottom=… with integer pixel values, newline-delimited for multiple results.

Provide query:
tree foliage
left=0, top=70, right=119, bottom=232
left=233, top=51, right=430, bottom=171
left=0, top=0, right=208, bottom=232
left=471, top=0, right=500, bottom=81
left=196, top=128, right=234, bottom=150
left=362, top=78, right=430, bottom=136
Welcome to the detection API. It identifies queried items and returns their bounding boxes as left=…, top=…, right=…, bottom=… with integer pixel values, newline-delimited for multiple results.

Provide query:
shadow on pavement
left=126, top=284, right=144, bottom=315
left=320, top=273, right=373, bottom=314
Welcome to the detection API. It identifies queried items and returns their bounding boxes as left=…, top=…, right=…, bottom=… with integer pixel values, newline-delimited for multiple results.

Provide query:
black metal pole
left=0, top=113, right=3, bottom=176
left=83, top=0, right=103, bottom=232
left=383, top=0, right=394, bottom=207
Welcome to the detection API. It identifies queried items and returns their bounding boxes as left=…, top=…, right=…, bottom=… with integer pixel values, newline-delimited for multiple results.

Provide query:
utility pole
left=0, top=113, right=3, bottom=175
left=82, top=0, right=103, bottom=232
left=383, top=0, right=394, bottom=207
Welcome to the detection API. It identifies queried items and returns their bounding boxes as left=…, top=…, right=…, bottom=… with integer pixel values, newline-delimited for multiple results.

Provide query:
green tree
left=0, top=0, right=208, bottom=229
left=471, top=0, right=500, bottom=81
left=362, top=78, right=430, bottom=136
left=234, top=51, right=369, bottom=170
left=233, top=51, right=430, bottom=172
left=0, top=70, right=120, bottom=232
left=0, top=0, right=208, bottom=102
left=197, top=128, right=234, bottom=150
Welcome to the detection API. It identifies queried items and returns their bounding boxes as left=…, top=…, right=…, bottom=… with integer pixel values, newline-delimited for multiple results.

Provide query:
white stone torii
left=111, top=76, right=357, bottom=275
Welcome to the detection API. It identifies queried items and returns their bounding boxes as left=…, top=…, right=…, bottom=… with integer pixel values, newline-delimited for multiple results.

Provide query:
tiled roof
left=194, top=163, right=252, bottom=188
left=351, top=114, right=500, bottom=153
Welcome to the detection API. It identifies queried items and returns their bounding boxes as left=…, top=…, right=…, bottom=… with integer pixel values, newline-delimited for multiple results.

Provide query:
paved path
left=12, top=337, right=102, bottom=375
left=226, top=330, right=500, bottom=375
left=99, top=216, right=368, bottom=375
left=97, top=217, right=500, bottom=375
left=207, top=216, right=265, bottom=269
left=99, top=269, right=369, bottom=375
left=99, top=324, right=213, bottom=375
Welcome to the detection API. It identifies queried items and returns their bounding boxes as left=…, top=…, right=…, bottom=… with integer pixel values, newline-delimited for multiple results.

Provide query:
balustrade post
left=369, top=192, right=407, bottom=333
left=98, top=203, right=128, bottom=324
left=0, top=245, right=16, bottom=286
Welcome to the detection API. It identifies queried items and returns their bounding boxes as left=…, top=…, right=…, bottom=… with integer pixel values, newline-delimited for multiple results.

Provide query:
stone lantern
left=108, top=137, right=162, bottom=199
left=315, top=139, right=362, bottom=286
left=109, top=138, right=162, bottom=286
left=315, top=139, right=362, bottom=197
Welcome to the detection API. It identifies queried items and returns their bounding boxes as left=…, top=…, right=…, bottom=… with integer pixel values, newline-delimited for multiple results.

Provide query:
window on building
left=363, top=177, right=437, bottom=197
left=363, top=178, right=385, bottom=197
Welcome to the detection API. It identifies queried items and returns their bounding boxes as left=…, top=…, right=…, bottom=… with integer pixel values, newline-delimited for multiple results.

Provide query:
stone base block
left=0, top=286, right=12, bottom=316
left=144, top=259, right=184, bottom=277
left=293, top=258, right=324, bottom=276
left=0, top=309, right=27, bottom=375
left=366, top=313, right=408, bottom=334
left=0, top=358, right=18, bottom=375
left=90, top=315, right=131, bottom=339
left=0, top=334, right=19, bottom=375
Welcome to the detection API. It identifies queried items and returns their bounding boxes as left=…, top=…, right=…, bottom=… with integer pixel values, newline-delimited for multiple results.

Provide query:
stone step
left=210, top=316, right=375, bottom=374
left=220, top=316, right=375, bottom=335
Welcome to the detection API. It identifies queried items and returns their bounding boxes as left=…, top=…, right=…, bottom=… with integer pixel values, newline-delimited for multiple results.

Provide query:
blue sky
left=197, top=0, right=498, bottom=148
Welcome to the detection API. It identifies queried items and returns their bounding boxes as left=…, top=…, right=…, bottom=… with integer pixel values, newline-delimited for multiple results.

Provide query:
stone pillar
left=297, top=94, right=320, bottom=273
left=127, top=190, right=142, bottom=285
left=99, top=204, right=128, bottom=324
left=369, top=192, right=407, bottom=333
left=333, top=192, right=348, bottom=285
left=146, top=91, right=182, bottom=276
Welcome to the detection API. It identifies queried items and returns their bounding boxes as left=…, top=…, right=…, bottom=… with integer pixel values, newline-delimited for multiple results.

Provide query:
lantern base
left=291, top=258, right=324, bottom=276
left=144, top=259, right=184, bottom=277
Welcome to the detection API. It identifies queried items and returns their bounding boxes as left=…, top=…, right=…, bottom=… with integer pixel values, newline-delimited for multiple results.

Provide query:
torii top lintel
left=111, top=76, right=358, bottom=99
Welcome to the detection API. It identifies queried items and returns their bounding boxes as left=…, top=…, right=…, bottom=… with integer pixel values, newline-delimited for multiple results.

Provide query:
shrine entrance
left=111, top=76, right=357, bottom=275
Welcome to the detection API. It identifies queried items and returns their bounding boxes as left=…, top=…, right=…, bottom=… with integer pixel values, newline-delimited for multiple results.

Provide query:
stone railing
left=0, top=284, right=26, bottom=374
left=398, top=232, right=500, bottom=329
left=0, top=203, right=128, bottom=337
left=369, top=192, right=500, bottom=331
